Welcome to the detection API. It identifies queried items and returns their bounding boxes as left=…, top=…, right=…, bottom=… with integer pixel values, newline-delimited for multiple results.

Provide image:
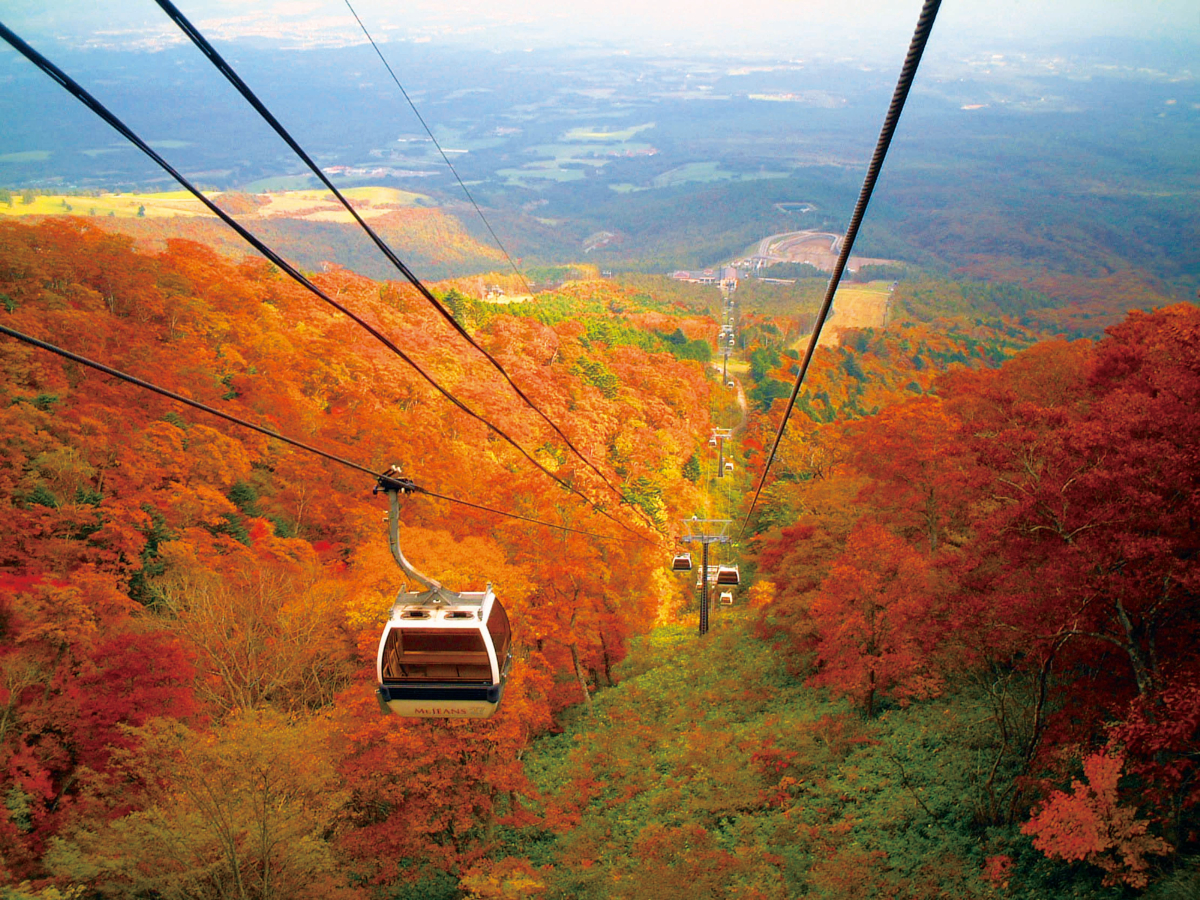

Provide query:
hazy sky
left=4, top=0, right=1198, bottom=57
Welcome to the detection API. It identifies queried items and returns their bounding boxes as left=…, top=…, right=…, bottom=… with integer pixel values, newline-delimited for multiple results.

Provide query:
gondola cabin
left=716, top=565, right=741, bottom=586
left=724, top=461, right=734, bottom=473
left=672, top=552, right=693, bottom=571
left=376, top=586, right=512, bottom=719
left=719, top=591, right=734, bottom=606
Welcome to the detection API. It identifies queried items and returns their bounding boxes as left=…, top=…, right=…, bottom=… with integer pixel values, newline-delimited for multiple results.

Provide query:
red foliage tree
left=806, top=521, right=945, bottom=716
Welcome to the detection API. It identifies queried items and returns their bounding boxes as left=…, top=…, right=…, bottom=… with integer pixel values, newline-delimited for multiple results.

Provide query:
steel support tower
left=680, top=518, right=731, bottom=636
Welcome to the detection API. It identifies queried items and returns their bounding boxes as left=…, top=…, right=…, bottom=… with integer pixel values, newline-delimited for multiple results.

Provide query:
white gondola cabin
left=719, top=591, right=734, bottom=606
left=373, top=467, right=512, bottom=719
left=672, top=552, right=693, bottom=571
left=724, top=461, right=734, bottom=473
left=376, top=587, right=512, bottom=719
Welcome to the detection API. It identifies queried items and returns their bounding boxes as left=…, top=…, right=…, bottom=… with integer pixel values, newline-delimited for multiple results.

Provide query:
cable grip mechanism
left=374, top=464, right=419, bottom=496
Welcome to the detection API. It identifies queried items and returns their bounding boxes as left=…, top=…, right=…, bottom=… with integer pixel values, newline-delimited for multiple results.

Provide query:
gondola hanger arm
left=374, top=466, right=444, bottom=594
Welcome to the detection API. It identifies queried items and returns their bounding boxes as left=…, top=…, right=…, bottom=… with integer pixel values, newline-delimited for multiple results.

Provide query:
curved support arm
left=386, top=487, right=442, bottom=592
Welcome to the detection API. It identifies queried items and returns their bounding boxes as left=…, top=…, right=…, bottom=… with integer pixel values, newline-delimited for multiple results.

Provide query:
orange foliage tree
left=1021, top=751, right=1171, bottom=888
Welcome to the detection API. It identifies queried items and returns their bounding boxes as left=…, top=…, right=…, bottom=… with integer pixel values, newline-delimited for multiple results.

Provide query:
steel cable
left=740, top=0, right=942, bottom=537
left=341, top=0, right=535, bottom=300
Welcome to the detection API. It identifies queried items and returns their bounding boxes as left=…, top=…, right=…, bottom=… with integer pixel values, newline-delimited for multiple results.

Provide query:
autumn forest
left=0, top=208, right=1193, bottom=900
left=1, top=0, right=1199, bottom=892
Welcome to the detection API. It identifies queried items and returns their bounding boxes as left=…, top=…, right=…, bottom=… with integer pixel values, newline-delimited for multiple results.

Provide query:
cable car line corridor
left=668, top=279, right=749, bottom=636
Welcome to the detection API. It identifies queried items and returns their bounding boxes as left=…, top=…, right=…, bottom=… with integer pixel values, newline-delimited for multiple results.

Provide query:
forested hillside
left=0, top=218, right=1196, bottom=899
left=0, top=219, right=711, bottom=896
left=1, top=203, right=510, bottom=283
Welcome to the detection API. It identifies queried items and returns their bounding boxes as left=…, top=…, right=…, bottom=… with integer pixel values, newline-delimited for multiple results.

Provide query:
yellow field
left=834, top=282, right=892, bottom=300
left=562, top=123, right=655, bottom=142
left=0, top=186, right=431, bottom=223
left=0, top=191, right=215, bottom=219
left=339, top=186, right=427, bottom=205
left=802, top=281, right=894, bottom=348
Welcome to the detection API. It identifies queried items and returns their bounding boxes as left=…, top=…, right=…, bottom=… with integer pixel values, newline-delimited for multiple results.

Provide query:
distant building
left=670, top=269, right=719, bottom=284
